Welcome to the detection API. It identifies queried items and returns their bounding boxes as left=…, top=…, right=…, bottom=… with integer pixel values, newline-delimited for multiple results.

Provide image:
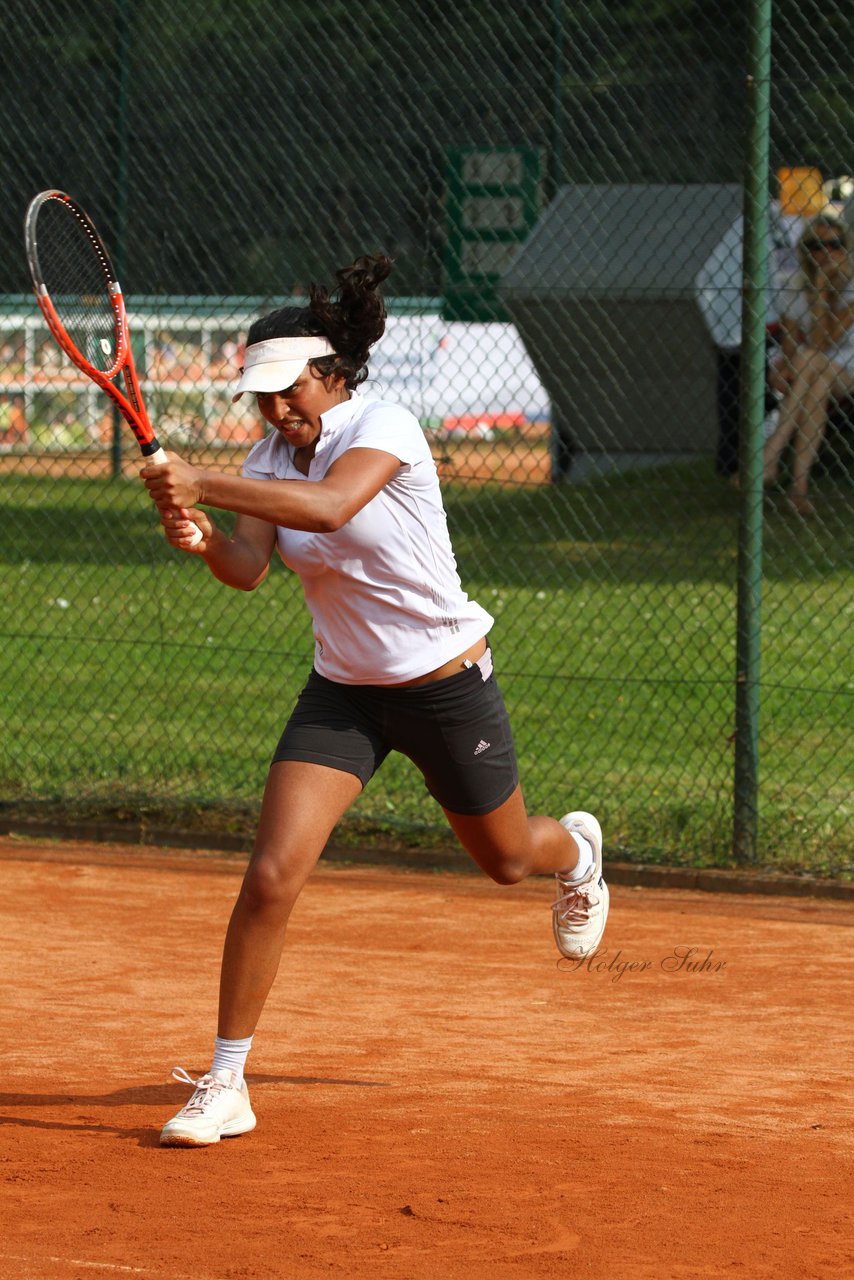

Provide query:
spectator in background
left=762, top=214, right=854, bottom=517
left=0, top=396, right=30, bottom=451
left=709, top=201, right=809, bottom=479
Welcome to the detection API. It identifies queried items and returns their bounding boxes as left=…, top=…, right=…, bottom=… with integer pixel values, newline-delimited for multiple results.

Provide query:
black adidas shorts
left=271, top=649, right=519, bottom=816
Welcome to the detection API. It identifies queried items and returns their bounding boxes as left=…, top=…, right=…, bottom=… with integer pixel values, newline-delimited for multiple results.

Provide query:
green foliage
left=5, top=0, right=851, bottom=296
left=1, top=465, right=852, bottom=875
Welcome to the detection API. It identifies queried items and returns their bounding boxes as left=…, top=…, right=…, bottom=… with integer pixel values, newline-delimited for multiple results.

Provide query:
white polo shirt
left=242, top=392, right=494, bottom=684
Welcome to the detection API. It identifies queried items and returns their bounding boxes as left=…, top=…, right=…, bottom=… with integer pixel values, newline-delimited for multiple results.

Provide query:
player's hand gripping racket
left=24, top=189, right=203, bottom=546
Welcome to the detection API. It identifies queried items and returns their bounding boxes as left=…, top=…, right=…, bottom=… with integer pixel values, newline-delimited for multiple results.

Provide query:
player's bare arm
left=141, top=447, right=402, bottom=532
left=203, top=513, right=277, bottom=591
left=158, top=506, right=274, bottom=590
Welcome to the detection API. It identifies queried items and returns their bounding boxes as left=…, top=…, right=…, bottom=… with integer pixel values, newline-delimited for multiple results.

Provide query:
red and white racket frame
left=26, top=189, right=203, bottom=546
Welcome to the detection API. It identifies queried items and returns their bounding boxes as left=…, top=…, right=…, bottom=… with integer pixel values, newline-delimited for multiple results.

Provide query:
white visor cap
left=231, top=336, right=336, bottom=402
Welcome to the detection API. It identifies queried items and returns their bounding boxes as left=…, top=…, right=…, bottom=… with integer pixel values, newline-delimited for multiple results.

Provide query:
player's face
left=255, top=366, right=348, bottom=447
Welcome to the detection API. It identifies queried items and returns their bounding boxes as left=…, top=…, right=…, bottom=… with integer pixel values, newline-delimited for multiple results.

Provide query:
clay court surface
left=1, top=836, right=851, bottom=1280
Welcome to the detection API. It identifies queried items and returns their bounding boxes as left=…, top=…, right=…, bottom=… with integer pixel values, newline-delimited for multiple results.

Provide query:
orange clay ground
left=1, top=835, right=851, bottom=1280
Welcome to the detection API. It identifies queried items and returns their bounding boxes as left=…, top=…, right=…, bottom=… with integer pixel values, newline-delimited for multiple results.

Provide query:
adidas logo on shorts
left=473, top=739, right=491, bottom=756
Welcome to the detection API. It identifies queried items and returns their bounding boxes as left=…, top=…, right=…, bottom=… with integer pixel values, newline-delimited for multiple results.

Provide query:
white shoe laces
left=170, top=1066, right=234, bottom=1116
left=553, top=875, right=601, bottom=930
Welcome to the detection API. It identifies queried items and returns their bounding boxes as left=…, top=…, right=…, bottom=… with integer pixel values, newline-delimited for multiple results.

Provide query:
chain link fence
left=1, top=0, right=851, bottom=872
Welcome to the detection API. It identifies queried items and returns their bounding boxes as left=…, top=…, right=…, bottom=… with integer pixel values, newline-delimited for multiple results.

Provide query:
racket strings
left=36, top=199, right=120, bottom=374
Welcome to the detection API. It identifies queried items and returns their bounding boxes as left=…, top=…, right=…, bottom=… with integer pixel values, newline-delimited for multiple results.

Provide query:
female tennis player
left=141, top=253, right=609, bottom=1147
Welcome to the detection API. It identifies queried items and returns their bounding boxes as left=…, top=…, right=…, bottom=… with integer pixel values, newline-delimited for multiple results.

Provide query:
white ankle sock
left=211, top=1034, right=253, bottom=1085
left=566, top=832, right=595, bottom=881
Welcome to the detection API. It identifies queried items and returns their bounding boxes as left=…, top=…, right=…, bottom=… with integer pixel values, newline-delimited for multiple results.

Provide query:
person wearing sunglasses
left=762, top=214, right=854, bottom=516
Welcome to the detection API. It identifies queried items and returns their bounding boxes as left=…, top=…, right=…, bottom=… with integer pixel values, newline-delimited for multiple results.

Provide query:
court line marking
left=0, top=1257, right=194, bottom=1278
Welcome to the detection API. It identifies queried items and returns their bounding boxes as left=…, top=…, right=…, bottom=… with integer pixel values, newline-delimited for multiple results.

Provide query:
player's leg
left=442, top=783, right=578, bottom=883
left=160, top=758, right=363, bottom=1148
left=442, top=787, right=608, bottom=961
left=218, top=760, right=363, bottom=1039
left=390, top=656, right=608, bottom=960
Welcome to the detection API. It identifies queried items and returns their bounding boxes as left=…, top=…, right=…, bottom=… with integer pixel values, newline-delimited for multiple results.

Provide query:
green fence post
left=733, top=0, right=773, bottom=863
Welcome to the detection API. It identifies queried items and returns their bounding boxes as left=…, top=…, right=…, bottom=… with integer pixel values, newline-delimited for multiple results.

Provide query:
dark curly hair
left=247, top=253, right=393, bottom=390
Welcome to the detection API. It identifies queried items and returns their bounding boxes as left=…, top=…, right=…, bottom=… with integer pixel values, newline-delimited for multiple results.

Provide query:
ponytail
left=246, top=253, right=393, bottom=390
left=308, top=253, right=393, bottom=387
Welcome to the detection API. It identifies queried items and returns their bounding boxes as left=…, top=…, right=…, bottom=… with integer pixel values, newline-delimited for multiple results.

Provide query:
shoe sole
left=160, top=1112, right=257, bottom=1147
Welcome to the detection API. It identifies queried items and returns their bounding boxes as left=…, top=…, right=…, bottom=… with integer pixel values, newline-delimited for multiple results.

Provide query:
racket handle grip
left=148, top=447, right=204, bottom=548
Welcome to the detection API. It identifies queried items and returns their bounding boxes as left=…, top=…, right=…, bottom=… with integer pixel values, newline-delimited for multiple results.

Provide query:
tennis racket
left=24, top=189, right=203, bottom=546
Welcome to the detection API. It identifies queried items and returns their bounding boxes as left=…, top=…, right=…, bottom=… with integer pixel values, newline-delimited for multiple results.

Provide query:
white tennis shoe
left=159, top=1066, right=257, bottom=1147
left=552, top=810, right=609, bottom=959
